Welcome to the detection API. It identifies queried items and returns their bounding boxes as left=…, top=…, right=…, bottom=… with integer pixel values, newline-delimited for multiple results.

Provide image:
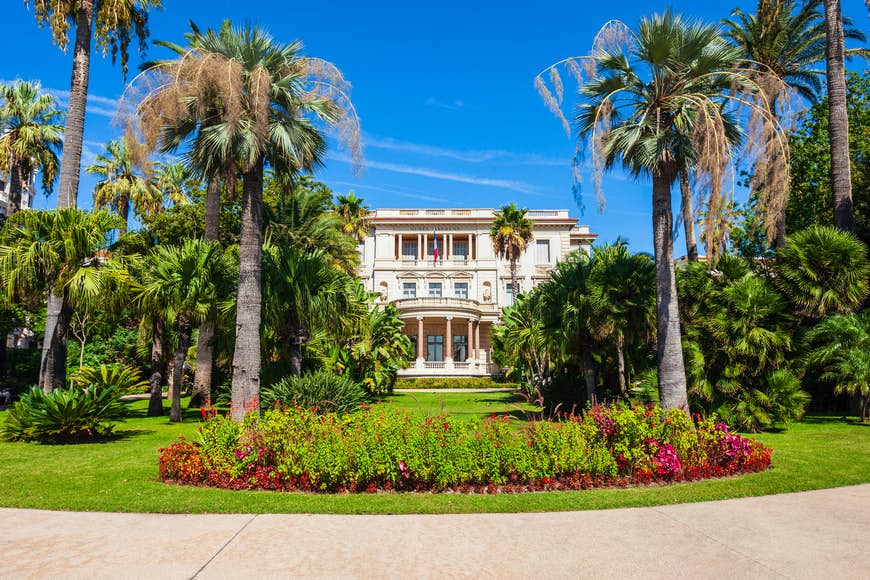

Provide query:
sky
left=1, top=0, right=868, bottom=253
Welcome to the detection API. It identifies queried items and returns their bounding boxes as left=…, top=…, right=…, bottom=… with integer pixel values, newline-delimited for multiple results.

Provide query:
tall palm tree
left=0, top=209, right=123, bottom=391
left=574, top=12, right=752, bottom=412
left=491, top=203, right=533, bottom=299
left=135, top=239, right=232, bottom=421
left=0, top=81, right=64, bottom=215
left=724, top=0, right=867, bottom=245
left=86, top=139, right=161, bottom=237
left=333, top=191, right=371, bottom=243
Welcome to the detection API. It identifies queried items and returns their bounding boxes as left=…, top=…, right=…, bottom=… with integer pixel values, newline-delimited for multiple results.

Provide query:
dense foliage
left=260, top=371, right=369, bottom=415
left=158, top=403, right=771, bottom=493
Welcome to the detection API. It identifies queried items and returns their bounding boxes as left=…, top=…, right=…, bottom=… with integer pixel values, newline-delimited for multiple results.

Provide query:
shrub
left=260, top=370, right=368, bottom=415
left=0, top=385, right=127, bottom=442
left=71, top=364, right=149, bottom=394
left=394, top=377, right=521, bottom=390
left=158, top=403, right=771, bottom=493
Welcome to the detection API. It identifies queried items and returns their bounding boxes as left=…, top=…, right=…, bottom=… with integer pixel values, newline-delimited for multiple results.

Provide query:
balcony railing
left=392, top=296, right=498, bottom=312
left=424, top=361, right=446, bottom=369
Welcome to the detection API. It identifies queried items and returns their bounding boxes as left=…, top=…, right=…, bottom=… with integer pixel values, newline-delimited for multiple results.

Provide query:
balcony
left=392, top=296, right=499, bottom=317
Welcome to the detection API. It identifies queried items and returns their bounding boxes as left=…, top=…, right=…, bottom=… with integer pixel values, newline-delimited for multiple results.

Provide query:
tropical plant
left=154, top=160, right=194, bottom=206
left=135, top=240, right=233, bottom=421
left=0, top=209, right=123, bottom=392
left=343, top=300, right=413, bottom=395
left=491, top=203, right=533, bottom=298
left=71, top=364, right=149, bottom=394
left=333, top=191, right=371, bottom=243
left=588, top=242, right=655, bottom=398
left=773, top=225, right=870, bottom=318
left=723, top=0, right=867, bottom=245
left=562, top=12, right=759, bottom=412
left=0, top=384, right=127, bottom=442
left=0, top=80, right=64, bottom=215
left=130, top=20, right=362, bottom=420
left=260, top=370, right=368, bottom=415
left=86, top=139, right=161, bottom=237
left=805, top=312, right=870, bottom=421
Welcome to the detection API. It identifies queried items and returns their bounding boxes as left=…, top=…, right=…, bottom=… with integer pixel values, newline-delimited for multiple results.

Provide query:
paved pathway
left=2, top=485, right=868, bottom=579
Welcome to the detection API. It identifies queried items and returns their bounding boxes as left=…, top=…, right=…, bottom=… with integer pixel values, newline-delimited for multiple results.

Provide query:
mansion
left=358, top=208, right=596, bottom=377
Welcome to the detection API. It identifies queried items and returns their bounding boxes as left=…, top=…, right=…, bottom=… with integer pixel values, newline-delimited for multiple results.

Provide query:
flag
left=432, top=229, right=439, bottom=265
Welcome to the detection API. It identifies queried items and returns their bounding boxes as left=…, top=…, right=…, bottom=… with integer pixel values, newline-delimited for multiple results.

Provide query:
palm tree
left=86, top=139, right=161, bottom=237
left=491, top=203, right=533, bottom=299
left=132, top=21, right=361, bottom=420
left=588, top=242, right=655, bottom=398
left=0, top=209, right=123, bottom=391
left=25, top=0, right=161, bottom=209
left=333, top=191, right=371, bottom=243
left=0, top=81, right=64, bottom=215
left=572, top=12, right=753, bottom=412
left=806, top=312, right=870, bottom=421
left=262, top=244, right=359, bottom=377
left=774, top=225, right=869, bottom=318
left=135, top=240, right=232, bottom=421
left=154, top=161, right=193, bottom=207
left=724, top=0, right=867, bottom=245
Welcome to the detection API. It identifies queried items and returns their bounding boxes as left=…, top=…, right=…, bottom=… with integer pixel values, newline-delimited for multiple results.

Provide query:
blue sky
left=2, top=0, right=868, bottom=253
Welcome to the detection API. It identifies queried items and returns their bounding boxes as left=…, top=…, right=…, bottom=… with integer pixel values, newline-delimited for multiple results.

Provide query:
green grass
left=376, top=391, right=538, bottom=422
left=0, top=395, right=868, bottom=514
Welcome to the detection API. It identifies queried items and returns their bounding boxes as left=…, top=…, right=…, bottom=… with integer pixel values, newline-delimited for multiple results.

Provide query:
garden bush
left=71, top=364, right=150, bottom=394
left=260, top=370, right=369, bottom=415
left=394, top=377, right=520, bottom=390
left=159, top=403, right=771, bottom=493
left=0, top=385, right=127, bottom=442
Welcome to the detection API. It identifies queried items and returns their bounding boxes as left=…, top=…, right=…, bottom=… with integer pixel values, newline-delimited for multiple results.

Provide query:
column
left=448, top=233, right=453, bottom=260
left=470, top=234, right=474, bottom=260
left=422, top=234, right=428, bottom=261
left=416, top=316, right=424, bottom=369
left=467, top=318, right=474, bottom=368
left=417, top=233, right=422, bottom=261
left=475, top=321, right=481, bottom=365
left=398, top=233, right=403, bottom=261
left=445, top=316, right=453, bottom=369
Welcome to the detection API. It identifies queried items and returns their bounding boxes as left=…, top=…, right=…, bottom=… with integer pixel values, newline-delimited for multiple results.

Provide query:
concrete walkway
left=1, top=485, right=868, bottom=579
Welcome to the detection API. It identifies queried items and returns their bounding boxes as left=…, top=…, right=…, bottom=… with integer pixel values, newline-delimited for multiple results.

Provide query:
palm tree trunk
left=56, top=0, right=94, bottom=210
left=39, top=294, right=73, bottom=393
left=652, top=165, right=689, bottom=414
left=581, top=349, right=596, bottom=403
left=170, top=315, right=191, bottom=423
left=117, top=196, right=129, bottom=238
left=509, top=245, right=518, bottom=301
left=678, top=167, right=698, bottom=261
left=189, top=177, right=222, bottom=408
left=616, top=333, right=627, bottom=399
left=230, top=163, right=264, bottom=420
left=148, top=318, right=165, bottom=417
left=8, top=164, right=24, bottom=216
left=823, top=0, right=854, bottom=232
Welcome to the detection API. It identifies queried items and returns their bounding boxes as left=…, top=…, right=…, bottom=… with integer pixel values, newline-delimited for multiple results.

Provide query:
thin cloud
left=424, top=97, right=464, bottom=111
left=329, top=181, right=455, bottom=205
left=40, top=85, right=119, bottom=119
left=329, top=153, right=541, bottom=194
left=365, top=135, right=568, bottom=167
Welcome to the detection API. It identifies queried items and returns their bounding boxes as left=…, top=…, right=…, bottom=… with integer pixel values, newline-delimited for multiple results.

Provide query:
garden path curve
left=1, top=484, right=868, bottom=579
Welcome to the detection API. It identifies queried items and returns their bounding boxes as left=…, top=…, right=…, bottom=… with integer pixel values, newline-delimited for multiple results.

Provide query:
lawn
left=0, top=394, right=867, bottom=514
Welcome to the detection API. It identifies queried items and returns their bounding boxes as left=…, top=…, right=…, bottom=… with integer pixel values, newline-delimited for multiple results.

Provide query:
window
left=536, top=239, right=551, bottom=263
left=454, top=282, right=468, bottom=299
left=453, top=240, right=468, bottom=259
left=453, top=335, right=467, bottom=362
left=427, top=335, right=444, bottom=362
left=402, top=240, right=418, bottom=260
left=402, top=282, right=417, bottom=298
left=506, top=282, right=516, bottom=306
left=428, top=282, right=442, bottom=297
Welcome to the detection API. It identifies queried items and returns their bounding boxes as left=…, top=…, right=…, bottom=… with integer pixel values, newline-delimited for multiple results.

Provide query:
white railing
left=393, top=297, right=497, bottom=312
left=453, top=361, right=471, bottom=369
left=424, top=361, right=446, bottom=369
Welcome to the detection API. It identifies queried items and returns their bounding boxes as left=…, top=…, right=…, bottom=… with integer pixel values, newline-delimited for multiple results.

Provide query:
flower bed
left=158, top=404, right=772, bottom=493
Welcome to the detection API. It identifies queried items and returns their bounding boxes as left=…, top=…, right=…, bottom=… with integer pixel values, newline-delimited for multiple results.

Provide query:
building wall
left=358, top=208, right=596, bottom=376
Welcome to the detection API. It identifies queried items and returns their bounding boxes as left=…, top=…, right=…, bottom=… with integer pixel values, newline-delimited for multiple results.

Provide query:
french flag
left=433, top=229, right=439, bottom=265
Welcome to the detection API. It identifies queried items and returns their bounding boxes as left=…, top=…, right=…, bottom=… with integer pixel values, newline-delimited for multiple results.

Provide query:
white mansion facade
left=358, top=208, right=596, bottom=377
